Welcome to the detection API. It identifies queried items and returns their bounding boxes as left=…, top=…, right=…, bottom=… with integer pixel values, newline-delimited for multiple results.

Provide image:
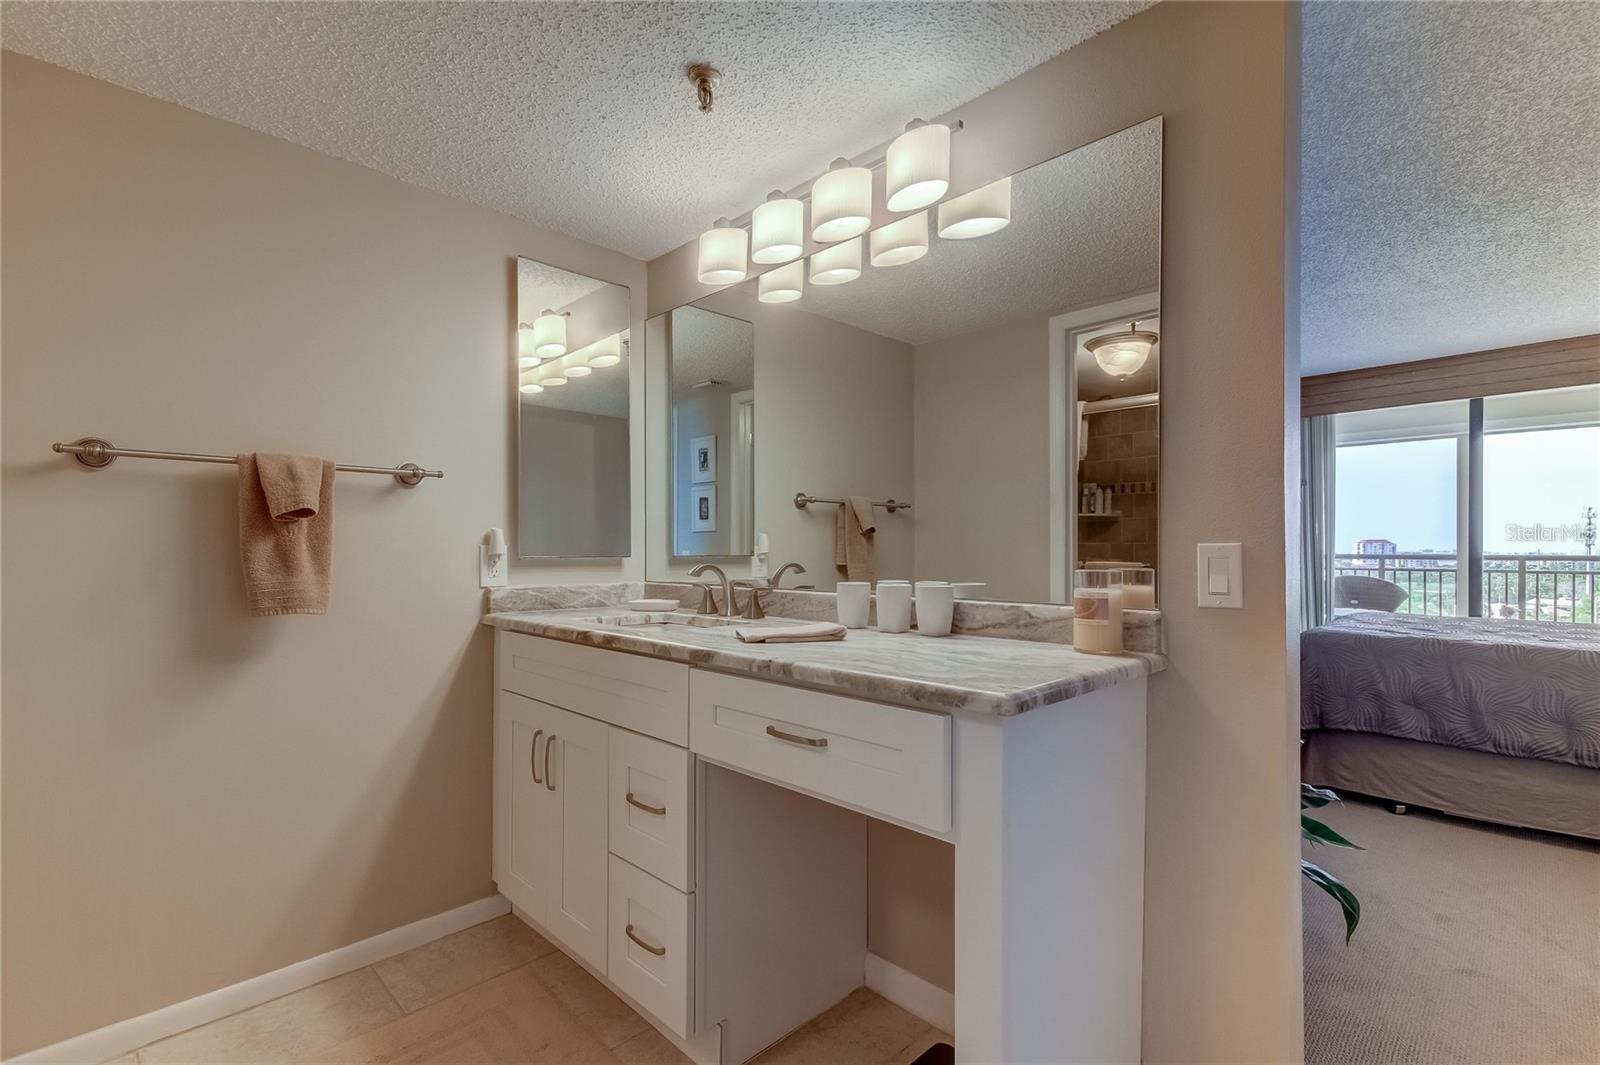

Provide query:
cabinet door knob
left=625, top=923, right=667, bottom=956
left=765, top=724, right=828, bottom=749
left=529, top=729, right=544, bottom=784
left=544, top=733, right=557, bottom=792
left=625, top=792, right=667, bottom=816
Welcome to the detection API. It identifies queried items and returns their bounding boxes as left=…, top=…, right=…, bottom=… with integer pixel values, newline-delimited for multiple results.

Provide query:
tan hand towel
left=833, top=496, right=877, bottom=582
left=238, top=453, right=334, bottom=616
left=736, top=622, right=847, bottom=644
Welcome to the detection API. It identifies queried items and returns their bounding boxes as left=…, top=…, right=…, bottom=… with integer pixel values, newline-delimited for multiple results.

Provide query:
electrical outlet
left=479, top=544, right=508, bottom=588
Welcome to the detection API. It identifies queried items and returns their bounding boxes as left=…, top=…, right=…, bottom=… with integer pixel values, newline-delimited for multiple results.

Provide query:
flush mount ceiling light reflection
left=532, top=310, right=570, bottom=358
left=697, top=217, right=749, bottom=285
left=758, top=260, right=805, bottom=303
left=1086, top=321, right=1159, bottom=379
left=811, top=159, right=872, bottom=243
left=937, top=176, right=1011, bottom=239
left=752, top=191, right=804, bottom=264
left=869, top=211, right=929, bottom=267
left=809, top=236, right=862, bottom=286
left=885, top=120, right=950, bottom=212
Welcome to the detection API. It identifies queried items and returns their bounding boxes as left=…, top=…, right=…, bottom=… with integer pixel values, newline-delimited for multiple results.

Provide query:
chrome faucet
left=688, top=563, right=735, bottom=617
left=770, top=561, right=808, bottom=588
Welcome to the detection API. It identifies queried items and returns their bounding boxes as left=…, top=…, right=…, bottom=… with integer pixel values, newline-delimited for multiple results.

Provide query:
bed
left=1300, top=611, right=1600, bottom=839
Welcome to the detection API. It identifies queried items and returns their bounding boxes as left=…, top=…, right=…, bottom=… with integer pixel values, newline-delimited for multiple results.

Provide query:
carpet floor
left=1303, top=797, right=1600, bottom=1065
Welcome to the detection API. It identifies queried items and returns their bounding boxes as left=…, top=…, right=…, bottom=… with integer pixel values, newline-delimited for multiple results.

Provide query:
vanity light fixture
left=810, top=159, right=872, bottom=243
left=537, top=371, right=568, bottom=387
left=758, top=260, right=805, bottom=303
left=519, top=381, right=544, bottom=395
left=587, top=333, right=623, bottom=368
left=563, top=364, right=593, bottom=378
left=885, top=120, right=951, bottom=212
left=937, top=176, right=1012, bottom=239
left=751, top=191, right=805, bottom=264
left=869, top=211, right=929, bottom=267
left=1086, top=321, right=1159, bottom=379
left=532, top=310, right=570, bottom=358
left=697, top=217, right=749, bottom=285
left=517, top=323, right=539, bottom=363
left=809, top=236, right=863, bottom=286
left=518, top=355, right=539, bottom=370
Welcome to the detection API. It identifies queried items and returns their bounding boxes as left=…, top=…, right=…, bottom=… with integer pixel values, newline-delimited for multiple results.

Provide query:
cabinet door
left=494, top=691, right=556, bottom=923
left=543, top=705, right=610, bottom=972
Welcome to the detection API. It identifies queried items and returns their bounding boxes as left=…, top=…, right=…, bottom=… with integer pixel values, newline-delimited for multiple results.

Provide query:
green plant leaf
left=1301, top=783, right=1339, bottom=809
left=1302, top=814, right=1363, bottom=849
left=1302, top=859, right=1361, bottom=942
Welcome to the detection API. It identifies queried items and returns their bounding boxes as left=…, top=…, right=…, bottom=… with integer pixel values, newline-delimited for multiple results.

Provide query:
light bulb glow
left=532, top=310, right=568, bottom=357
left=538, top=372, right=568, bottom=387
left=563, top=364, right=593, bottom=378
left=697, top=218, right=748, bottom=285
left=758, top=260, right=805, bottom=303
left=869, top=211, right=929, bottom=267
left=937, top=176, right=1012, bottom=239
left=885, top=121, right=950, bottom=212
left=751, top=192, right=804, bottom=264
left=811, top=159, right=872, bottom=243
left=519, top=381, right=544, bottom=394
left=518, top=355, right=538, bottom=369
left=808, top=237, right=862, bottom=286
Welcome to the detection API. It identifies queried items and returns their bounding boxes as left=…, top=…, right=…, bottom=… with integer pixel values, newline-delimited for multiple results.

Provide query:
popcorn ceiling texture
left=1300, top=1, right=1600, bottom=374
left=0, top=1, right=1153, bottom=260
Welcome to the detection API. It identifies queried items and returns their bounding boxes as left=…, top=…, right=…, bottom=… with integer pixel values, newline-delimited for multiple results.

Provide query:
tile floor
left=115, top=915, right=950, bottom=1064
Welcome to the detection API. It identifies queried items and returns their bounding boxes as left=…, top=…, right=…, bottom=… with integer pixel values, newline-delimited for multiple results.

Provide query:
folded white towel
left=735, top=622, right=847, bottom=644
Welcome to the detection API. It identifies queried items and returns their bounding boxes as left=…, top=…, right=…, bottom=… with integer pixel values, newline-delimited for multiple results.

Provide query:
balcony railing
left=1332, top=553, right=1600, bottom=624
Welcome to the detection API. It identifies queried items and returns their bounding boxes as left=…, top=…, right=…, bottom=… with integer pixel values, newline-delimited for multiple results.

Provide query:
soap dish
left=627, top=598, right=681, bottom=612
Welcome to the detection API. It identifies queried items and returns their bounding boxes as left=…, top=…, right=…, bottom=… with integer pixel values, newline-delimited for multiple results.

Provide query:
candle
left=1073, top=570, right=1125, bottom=654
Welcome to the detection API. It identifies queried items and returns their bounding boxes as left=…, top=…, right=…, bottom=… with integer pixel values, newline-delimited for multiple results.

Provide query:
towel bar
left=793, top=492, right=911, bottom=514
left=52, top=438, right=443, bottom=487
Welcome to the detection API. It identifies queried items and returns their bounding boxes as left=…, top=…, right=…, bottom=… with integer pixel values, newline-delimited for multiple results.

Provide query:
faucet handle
left=735, top=580, right=769, bottom=620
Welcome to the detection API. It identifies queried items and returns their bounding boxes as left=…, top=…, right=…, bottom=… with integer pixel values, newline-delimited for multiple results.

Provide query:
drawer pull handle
left=544, top=733, right=556, bottom=792
left=625, top=792, right=667, bottom=816
left=765, top=724, right=828, bottom=749
left=529, top=729, right=544, bottom=784
left=625, top=923, right=667, bottom=956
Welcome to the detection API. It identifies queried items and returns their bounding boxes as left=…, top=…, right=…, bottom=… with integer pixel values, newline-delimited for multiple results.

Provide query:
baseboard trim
left=7, top=894, right=510, bottom=1065
left=864, top=953, right=955, bottom=1034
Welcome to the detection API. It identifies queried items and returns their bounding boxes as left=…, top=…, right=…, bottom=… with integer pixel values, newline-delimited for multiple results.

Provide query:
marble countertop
left=482, top=605, right=1165, bottom=718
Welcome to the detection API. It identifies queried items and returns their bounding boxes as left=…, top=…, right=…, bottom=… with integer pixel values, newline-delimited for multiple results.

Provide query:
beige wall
left=0, top=53, right=646, bottom=1057
left=650, top=4, right=1302, bottom=1061
left=647, top=285, right=915, bottom=588
left=912, top=314, right=1053, bottom=602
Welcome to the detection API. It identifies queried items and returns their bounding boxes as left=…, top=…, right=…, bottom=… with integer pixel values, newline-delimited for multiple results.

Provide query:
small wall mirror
left=516, top=257, right=632, bottom=559
left=646, top=117, right=1161, bottom=604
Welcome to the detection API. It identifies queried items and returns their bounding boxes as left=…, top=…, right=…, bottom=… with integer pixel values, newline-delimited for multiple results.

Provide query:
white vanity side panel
left=689, top=671, right=952, bottom=833
left=609, top=727, right=695, bottom=892
left=497, top=630, right=690, bottom=746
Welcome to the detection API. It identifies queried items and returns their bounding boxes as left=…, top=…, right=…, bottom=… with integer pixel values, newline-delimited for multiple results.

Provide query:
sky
left=1335, top=427, right=1600, bottom=555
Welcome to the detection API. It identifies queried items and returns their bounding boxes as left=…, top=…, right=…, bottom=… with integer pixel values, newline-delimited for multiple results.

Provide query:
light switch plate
left=479, top=545, right=509, bottom=589
left=1197, top=543, right=1242, bottom=608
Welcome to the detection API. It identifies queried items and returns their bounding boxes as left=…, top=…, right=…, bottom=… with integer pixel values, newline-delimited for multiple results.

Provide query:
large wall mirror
left=646, top=117, right=1161, bottom=604
left=516, top=257, right=632, bottom=558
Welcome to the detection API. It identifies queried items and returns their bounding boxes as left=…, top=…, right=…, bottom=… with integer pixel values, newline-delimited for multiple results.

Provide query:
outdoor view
left=1334, top=412, right=1599, bottom=624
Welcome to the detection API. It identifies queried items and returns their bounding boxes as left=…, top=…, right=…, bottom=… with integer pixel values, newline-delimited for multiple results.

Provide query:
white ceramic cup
left=836, top=582, right=871, bottom=629
left=950, top=581, right=987, bottom=600
left=875, top=580, right=913, bottom=633
left=915, top=581, right=955, bottom=636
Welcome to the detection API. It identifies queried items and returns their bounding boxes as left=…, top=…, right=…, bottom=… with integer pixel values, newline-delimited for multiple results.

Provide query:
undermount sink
left=580, top=612, right=806, bottom=631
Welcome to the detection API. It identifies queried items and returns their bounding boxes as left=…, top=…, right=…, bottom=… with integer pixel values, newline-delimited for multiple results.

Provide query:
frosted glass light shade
left=1086, top=322, right=1158, bottom=379
left=697, top=218, right=748, bottom=285
left=587, top=333, right=623, bottom=367
left=885, top=121, right=950, bottom=212
left=563, top=363, right=593, bottom=378
left=538, top=371, right=568, bottom=387
left=519, top=381, right=544, bottom=395
left=758, top=260, right=805, bottom=303
left=518, top=324, right=538, bottom=360
left=869, top=211, right=929, bottom=267
left=937, top=176, right=1012, bottom=239
left=532, top=310, right=568, bottom=358
left=518, top=355, right=538, bottom=370
left=752, top=192, right=804, bottom=264
left=809, top=236, right=862, bottom=286
left=811, top=159, right=872, bottom=243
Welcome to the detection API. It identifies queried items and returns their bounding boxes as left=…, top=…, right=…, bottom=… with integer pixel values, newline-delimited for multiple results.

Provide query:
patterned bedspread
left=1301, top=612, right=1600, bottom=769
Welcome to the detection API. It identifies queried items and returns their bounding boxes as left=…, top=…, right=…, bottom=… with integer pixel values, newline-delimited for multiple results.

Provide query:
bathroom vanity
left=484, top=591, right=1162, bottom=1065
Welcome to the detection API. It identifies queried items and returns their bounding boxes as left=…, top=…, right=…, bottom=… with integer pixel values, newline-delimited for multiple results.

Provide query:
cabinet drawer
left=689, top=671, right=951, bottom=833
left=497, top=631, right=690, bottom=745
left=608, top=855, right=693, bottom=1038
left=609, top=728, right=694, bottom=892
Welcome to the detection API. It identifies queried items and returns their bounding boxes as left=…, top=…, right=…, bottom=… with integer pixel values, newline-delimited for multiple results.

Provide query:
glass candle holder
left=1073, top=569, right=1124, bottom=654
left=1121, top=568, right=1156, bottom=610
